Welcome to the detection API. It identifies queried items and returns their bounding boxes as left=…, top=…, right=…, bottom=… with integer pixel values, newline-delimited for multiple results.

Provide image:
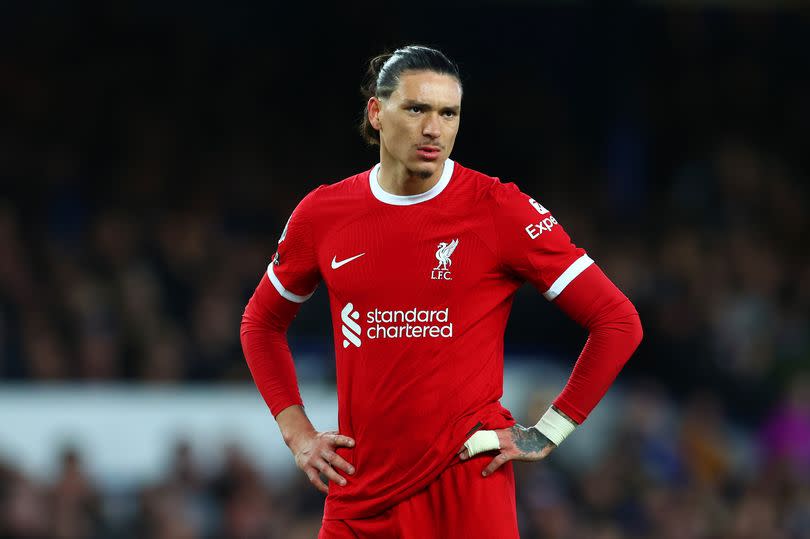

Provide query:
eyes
left=406, top=105, right=458, bottom=118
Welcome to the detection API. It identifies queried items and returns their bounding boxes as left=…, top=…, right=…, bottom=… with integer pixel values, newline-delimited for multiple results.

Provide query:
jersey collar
left=369, top=159, right=454, bottom=206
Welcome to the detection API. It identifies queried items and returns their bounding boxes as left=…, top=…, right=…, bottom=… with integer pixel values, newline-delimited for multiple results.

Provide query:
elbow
left=239, top=310, right=253, bottom=342
left=602, top=299, right=644, bottom=354
left=239, top=309, right=256, bottom=356
left=632, top=311, right=643, bottom=351
left=240, top=298, right=258, bottom=340
left=240, top=297, right=275, bottom=346
left=626, top=303, right=643, bottom=353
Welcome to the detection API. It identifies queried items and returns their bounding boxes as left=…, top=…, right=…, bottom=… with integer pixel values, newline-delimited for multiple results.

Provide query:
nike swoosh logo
left=331, top=253, right=366, bottom=269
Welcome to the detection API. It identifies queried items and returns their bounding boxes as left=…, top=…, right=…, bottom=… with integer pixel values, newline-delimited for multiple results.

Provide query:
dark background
left=1, top=2, right=809, bottom=538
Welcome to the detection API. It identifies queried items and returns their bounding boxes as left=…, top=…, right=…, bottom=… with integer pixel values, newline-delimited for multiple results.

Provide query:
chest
left=317, top=208, right=498, bottom=304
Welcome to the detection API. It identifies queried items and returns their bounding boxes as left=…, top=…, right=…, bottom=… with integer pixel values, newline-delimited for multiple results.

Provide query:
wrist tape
left=533, top=407, right=577, bottom=446
left=462, top=430, right=500, bottom=458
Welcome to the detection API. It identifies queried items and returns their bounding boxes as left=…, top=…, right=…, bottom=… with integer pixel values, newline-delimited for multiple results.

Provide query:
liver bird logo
left=434, top=239, right=459, bottom=270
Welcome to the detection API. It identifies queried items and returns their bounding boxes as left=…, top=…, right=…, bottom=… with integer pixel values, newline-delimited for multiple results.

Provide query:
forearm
left=538, top=264, right=643, bottom=439
left=240, top=274, right=305, bottom=417
left=552, top=307, right=642, bottom=424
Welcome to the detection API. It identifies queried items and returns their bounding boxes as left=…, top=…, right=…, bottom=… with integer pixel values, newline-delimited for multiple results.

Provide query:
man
left=241, top=45, right=642, bottom=538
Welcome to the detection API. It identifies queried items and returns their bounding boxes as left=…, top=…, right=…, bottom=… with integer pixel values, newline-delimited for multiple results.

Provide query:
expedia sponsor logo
left=340, top=304, right=454, bottom=347
left=525, top=216, right=558, bottom=239
left=528, top=198, right=549, bottom=214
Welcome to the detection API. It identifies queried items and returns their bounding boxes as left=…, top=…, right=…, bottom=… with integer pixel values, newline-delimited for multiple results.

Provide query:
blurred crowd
left=1, top=3, right=809, bottom=538
left=2, top=380, right=809, bottom=539
left=0, top=5, right=807, bottom=424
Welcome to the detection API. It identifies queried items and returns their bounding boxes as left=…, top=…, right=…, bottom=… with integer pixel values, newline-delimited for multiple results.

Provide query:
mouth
left=416, top=146, right=441, bottom=161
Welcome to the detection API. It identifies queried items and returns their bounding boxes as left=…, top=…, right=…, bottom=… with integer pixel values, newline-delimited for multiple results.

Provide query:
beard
left=405, top=163, right=437, bottom=180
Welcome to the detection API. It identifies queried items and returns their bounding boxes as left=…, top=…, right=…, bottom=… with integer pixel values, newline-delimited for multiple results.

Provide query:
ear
left=367, top=97, right=382, bottom=131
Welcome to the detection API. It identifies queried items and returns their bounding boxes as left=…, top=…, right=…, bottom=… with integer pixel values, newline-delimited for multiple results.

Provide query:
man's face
left=369, top=70, right=462, bottom=179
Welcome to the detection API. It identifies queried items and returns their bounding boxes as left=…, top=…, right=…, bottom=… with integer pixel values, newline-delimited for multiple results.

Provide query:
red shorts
left=319, top=458, right=518, bottom=539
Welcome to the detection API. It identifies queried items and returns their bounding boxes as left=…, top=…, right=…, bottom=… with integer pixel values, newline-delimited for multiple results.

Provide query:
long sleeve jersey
left=241, top=160, right=642, bottom=519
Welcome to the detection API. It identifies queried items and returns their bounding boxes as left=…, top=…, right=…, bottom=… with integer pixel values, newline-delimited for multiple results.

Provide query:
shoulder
left=449, top=161, right=511, bottom=204
left=459, top=167, right=556, bottom=228
left=293, top=168, right=372, bottom=217
left=452, top=162, right=534, bottom=211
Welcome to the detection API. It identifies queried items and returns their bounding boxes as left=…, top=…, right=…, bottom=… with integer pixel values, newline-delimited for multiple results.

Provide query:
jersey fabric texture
left=266, top=160, right=594, bottom=519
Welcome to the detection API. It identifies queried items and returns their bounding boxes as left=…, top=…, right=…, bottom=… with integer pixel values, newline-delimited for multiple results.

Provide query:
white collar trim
left=369, top=159, right=454, bottom=206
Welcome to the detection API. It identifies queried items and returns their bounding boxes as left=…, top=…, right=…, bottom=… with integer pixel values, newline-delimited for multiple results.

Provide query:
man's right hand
left=277, top=405, right=356, bottom=494
left=289, top=430, right=356, bottom=494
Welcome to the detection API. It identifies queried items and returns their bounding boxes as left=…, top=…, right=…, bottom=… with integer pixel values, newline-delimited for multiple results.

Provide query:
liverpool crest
left=431, top=239, right=459, bottom=280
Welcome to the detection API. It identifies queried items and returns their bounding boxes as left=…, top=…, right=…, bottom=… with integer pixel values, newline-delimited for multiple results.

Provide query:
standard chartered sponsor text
left=366, top=307, right=453, bottom=339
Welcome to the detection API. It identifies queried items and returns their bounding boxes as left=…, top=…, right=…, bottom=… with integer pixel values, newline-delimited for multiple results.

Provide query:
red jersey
left=268, top=160, right=591, bottom=519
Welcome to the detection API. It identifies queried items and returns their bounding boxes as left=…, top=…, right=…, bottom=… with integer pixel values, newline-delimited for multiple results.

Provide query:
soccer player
left=241, top=45, right=643, bottom=538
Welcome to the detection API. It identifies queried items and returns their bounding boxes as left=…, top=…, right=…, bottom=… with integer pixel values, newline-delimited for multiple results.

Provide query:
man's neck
left=377, top=152, right=444, bottom=196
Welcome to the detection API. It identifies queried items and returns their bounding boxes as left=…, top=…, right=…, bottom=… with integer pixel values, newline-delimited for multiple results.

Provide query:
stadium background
left=1, top=1, right=809, bottom=538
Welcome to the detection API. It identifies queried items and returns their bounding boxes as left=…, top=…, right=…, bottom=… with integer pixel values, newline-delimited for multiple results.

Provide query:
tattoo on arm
left=510, top=424, right=555, bottom=454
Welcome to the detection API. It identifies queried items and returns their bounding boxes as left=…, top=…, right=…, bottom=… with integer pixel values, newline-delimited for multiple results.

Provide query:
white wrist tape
left=534, top=407, right=577, bottom=446
left=462, top=430, right=500, bottom=457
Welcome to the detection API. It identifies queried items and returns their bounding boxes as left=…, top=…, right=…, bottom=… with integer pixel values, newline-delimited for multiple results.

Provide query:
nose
left=422, top=112, right=441, bottom=139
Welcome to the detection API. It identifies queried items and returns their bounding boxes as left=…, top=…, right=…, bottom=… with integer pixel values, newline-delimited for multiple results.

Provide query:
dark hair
left=359, top=45, right=462, bottom=145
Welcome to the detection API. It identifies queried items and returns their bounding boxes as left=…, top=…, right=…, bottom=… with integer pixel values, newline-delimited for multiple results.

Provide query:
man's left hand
left=458, top=424, right=556, bottom=477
